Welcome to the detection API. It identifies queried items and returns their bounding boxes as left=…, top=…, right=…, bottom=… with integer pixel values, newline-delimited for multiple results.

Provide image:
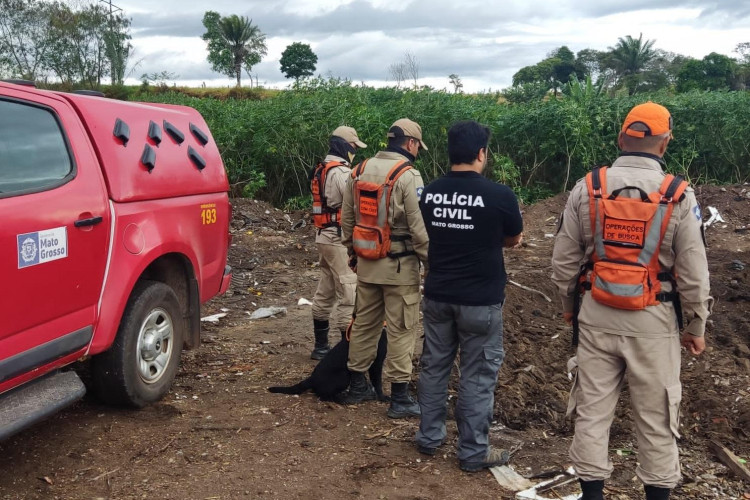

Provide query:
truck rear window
left=0, top=99, right=73, bottom=197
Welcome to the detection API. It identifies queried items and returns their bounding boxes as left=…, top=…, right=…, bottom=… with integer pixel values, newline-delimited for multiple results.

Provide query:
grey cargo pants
left=416, top=297, right=505, bottom=463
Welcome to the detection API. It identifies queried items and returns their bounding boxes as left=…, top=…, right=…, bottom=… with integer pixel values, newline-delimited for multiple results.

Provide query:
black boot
left=341, top=371, right=376, bottom=404
left=311, top=319, right=330, bottom=360
left=387, top=382, right=421, bottom=418
left=579, top=479, right=604, bottom=500
left=644, top=485, right=670, bottom=500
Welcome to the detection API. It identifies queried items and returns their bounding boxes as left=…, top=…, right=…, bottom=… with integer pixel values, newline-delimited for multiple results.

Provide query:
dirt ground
left=1, top=187, right=749, bottom=500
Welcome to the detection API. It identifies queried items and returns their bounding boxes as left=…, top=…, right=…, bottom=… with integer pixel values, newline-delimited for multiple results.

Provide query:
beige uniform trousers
left=347, top=281, right=421, bottom=383
left=311, top=242, right=357, bottom=332
left=568, top=326, right=682, bottom=488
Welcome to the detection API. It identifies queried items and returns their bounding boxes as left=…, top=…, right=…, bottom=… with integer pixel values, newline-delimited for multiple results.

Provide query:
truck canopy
left=60, top=93, right=229, bottom=202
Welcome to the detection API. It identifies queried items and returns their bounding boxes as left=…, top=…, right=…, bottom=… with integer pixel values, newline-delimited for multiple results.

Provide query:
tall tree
left=45, top=2, right=130, bottom=87
left=638, top=50, right=689, bottom=91
left=676, top=52, right=738, bottom=92
left=734, top=42, right=750, bottom=63
left=448, top=73, right=463, bottom=93
left=403, top=51, right=419, bottom=88
left=279, top=42, right=317, bottom=82
left=202, top=12, right=267, bottom=87
left=0, top=0, right=54, bottom=80
left=511, top=46, right=584, bottom=96
left=387, top=60, right=406, bottom=88
left=608, top=33, right=657, bottom=95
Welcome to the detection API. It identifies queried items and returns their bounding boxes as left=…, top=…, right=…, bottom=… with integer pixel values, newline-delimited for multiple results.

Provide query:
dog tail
left=268, top=377, right=313, bottom=395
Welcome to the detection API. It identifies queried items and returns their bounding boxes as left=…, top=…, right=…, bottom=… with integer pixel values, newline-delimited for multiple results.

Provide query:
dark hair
left=387, top=125, right=411, bottom=149
left=448, top=120, right=490, bottom=165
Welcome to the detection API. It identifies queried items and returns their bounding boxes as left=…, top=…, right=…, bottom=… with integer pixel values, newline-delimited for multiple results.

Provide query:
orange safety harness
left=310, top=160, right=345, bottom=233
left=572, top=166, right=687, bottom=345
left=350, top=159, right=415, bottom=262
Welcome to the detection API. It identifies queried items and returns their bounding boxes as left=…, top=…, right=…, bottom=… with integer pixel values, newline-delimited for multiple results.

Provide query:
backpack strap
left=585, top=166, right=609, bottom=261
left=385, top=160, right=413, bottom=185
left=383, top=160, right=415, bottom=261
left=659, top=174, right=688, bottom=203
left=352, top=159, right=368, bottom=179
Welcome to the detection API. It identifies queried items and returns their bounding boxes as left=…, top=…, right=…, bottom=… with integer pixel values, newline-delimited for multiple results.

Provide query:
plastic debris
left=516, top=467, right=579, bottom=499
left=248, top=306, right=287, bottom=319
left=200, top=313, right=227, bottom=323
left=297, top=298, right=313, bottom=306
left=490, top=465, right=533, bottom=491
left=704, top=206, right=725, bottom=228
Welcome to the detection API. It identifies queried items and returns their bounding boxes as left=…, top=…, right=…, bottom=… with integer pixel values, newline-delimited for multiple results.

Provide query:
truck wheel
left=93, top=280, right=184, bottom=408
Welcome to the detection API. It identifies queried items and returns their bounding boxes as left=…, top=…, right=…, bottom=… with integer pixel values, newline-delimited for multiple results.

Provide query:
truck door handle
left=74, top=216, right=103, bottom=227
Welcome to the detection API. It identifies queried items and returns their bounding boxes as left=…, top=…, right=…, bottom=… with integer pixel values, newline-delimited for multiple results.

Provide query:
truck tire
left=93, top=280, right=184, bottom=408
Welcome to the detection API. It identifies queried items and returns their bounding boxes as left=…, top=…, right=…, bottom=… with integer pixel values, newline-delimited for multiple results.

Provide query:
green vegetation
left=510, top=36, right=749, bottom=99
left=0, top=0, right=131, bottom=85
left=131, top=79, right=750, bottom=205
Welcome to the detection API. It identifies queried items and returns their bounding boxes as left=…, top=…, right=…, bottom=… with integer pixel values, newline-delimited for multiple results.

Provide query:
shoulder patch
left=416, top=186, right=424, bottom=200
left=693, top=204, right=702, bottom=221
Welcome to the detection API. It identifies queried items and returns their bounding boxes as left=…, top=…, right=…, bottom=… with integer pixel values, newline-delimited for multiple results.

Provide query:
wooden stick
left=91, top=468, right=120, bottom=481
left=508, top=280, right=552, bottom=302
left=709, top=440, right=750, bottom=483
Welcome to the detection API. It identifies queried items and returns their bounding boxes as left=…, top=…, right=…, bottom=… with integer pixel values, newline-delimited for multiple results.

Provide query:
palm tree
left=610, top=33, right=656, bottom=95
left=218, top=15, right=267, bottom=87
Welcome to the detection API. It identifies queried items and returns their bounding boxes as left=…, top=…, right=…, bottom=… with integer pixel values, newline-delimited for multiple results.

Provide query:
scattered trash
left=709, top=440, right=750, bottom=483
left=490, top=465, right=533, bottom=491
left=729, top=260, right=746, bottom=271
left=615, top=448, right=635, bottom=456
left=704, top=206, right=725, bottom=228
left=248, top=306, right=287, bottom=319
left=200, top=313, right=227, bottom=323
left=544, top=233, right=555, bottom=238
left=291, top=220, right=306, bottom=231
left=297, top=298, right=313, bottom=306
left=220, top=308, right=229, bottom=312
left=515, top=467, right=579, bottom=499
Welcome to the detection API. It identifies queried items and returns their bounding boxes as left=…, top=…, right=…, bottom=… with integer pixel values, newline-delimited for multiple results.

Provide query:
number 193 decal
left=200, top=203, right=217, bottom=225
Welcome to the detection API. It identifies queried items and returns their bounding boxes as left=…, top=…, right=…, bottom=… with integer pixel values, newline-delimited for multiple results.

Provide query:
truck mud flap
left=0, top=371, right=85, bottom=441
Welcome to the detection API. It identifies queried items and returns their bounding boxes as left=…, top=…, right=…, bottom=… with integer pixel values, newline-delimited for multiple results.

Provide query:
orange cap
left=621, top=101, right=673, bottom=138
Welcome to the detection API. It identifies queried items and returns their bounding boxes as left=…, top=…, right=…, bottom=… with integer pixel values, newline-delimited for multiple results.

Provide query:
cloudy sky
left=118, top=0, right=749, bottom=92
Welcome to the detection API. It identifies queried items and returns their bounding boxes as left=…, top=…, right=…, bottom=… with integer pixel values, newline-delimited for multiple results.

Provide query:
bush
left=131, top=82, right=750, bottom=205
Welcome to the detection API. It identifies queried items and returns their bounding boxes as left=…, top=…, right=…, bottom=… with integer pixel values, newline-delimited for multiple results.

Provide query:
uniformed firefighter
left=309, top=126, right=367, bottom=359
left=340, top=118, right=429, bottom=418
left=416, top=120, right=523, bottom=472
left=551, top=102, right=712, bottom=500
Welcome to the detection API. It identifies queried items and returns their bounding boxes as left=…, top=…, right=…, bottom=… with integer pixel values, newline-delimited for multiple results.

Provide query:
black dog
left=268, top=328, right=387, bottom=402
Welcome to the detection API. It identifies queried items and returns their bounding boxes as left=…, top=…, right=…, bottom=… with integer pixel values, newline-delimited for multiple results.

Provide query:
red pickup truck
left=0, top=81, right=232, bottom=439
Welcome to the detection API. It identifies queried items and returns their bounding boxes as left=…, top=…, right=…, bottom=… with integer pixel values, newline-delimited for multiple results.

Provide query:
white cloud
left=122, top=0, right=750, bottom=92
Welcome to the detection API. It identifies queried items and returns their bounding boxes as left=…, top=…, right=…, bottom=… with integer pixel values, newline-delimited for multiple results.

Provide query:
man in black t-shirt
left=415, top=120, right=523, bottom=472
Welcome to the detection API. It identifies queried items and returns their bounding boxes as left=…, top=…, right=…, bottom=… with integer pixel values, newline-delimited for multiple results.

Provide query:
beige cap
left=387, top=118, right=428, bottom=151
left=332, top=126, right=367, bottom=148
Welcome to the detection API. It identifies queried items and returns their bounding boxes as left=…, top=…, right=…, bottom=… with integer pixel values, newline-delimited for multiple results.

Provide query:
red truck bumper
left=219, top=265, right=232, bottom=295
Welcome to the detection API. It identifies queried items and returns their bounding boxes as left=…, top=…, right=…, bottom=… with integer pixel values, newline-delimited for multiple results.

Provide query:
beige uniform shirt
left=315, top=155, right=351, bottom=245
left=551, top=155, right=712, bottom=337
left=341, top=150, right=429, bottom=285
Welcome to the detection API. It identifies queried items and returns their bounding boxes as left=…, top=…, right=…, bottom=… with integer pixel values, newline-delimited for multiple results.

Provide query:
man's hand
left=563, top=312, right=574, bottom=325
left=681, top=332, right=705, bottom=355
left=348, top=254, right=358, bottom=272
